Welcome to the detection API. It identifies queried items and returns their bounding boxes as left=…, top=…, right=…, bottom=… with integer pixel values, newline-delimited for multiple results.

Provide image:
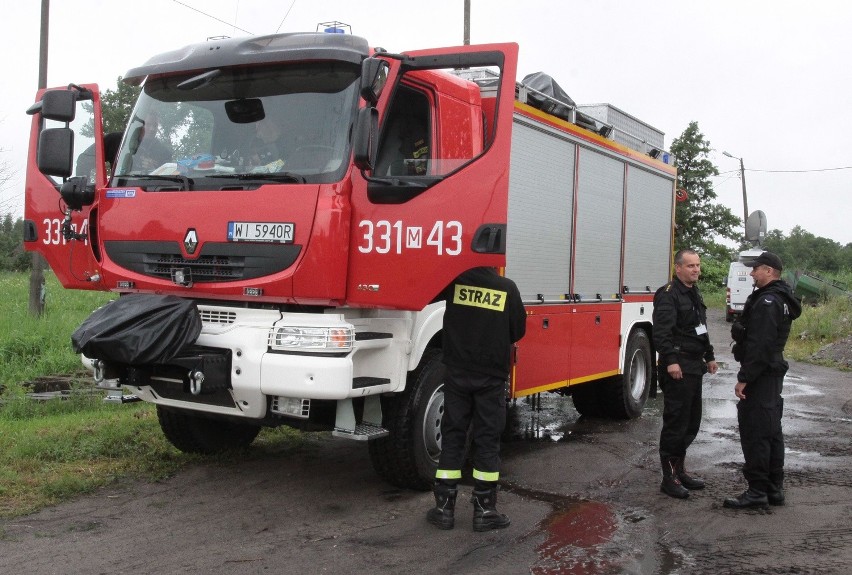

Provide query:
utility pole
left=463, top=0, right=470, bottom=45
left=29, top=0, right=49, bottom=317
left=736, top=156, right=748, bottom=226
left=723, top=151, right=749, bottom=229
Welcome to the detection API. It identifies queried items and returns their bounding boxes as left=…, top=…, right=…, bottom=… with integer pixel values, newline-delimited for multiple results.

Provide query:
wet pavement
left=2, top=308, right=851, bottom=574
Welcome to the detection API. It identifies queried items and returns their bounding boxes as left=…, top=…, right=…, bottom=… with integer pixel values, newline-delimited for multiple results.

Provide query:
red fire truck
left=24, top=32, right=676, bottom=490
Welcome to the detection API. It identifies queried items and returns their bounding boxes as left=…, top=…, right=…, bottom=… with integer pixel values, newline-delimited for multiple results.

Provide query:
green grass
left=0, top=272, right=112, bottom=395
left=0, top=271, right=324, bottom=517
left=0, top=400, right=190, bottom=517
left=786, top=295, right=852, bottom=364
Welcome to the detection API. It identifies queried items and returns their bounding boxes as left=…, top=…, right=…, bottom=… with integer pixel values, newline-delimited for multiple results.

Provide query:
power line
left=712, top=166, right=852, bottom=177
left=172, top=0, right=253, bottom=35
left=276, top=0, right=298, bottom=33
left=748, top=166, right=852, bottom=173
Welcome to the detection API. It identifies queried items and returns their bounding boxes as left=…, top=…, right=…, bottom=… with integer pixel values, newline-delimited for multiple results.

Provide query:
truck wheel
left=570, top=381, right=605, bottom=417
left=156, top=405, right=261, bottom=454
left=369, top=349, right=445, bottom=491
left=603, top=329, right=652, bottom=419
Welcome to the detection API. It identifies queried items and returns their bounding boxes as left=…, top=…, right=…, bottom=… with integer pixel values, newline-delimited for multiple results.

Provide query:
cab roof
left=123, top=32, right=371, bottom=86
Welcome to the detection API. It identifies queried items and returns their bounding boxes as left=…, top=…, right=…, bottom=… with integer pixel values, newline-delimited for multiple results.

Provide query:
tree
left=81, top=79, right=209, bottom=162
left=670, top=122, right=741, bottom=260
left=763, top=226, right=843, bottom=272
left=81, top=76, right=141, bottom=138
left=0, top=214, right=29, bottom=271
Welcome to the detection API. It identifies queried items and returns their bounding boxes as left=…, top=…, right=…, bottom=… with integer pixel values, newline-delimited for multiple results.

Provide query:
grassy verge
left=0, top=272, right=112, bottom=395
left=0, top=393, right=315, bottom=518
left=0, top=272, right=319, bottom=518
left=786, top=294, right=851, bottom=365
left=0, top=399, right=189, bottom=517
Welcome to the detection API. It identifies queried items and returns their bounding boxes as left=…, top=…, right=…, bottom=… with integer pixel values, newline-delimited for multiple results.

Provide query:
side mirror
left=359, top=58, right=389, bottom=106
left=37, top=127, right=74, bottom=177
left=353, top=107, right=378, bottom=171
left=39, top=90, right=78, bottom=122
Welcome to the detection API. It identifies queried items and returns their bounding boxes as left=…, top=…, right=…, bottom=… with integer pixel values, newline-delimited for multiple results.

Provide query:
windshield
left=112, top=62, right=360, bottom=189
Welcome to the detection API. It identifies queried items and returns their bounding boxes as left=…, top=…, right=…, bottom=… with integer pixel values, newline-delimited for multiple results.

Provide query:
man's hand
left=707, top=360, right=718, bottom=375
left=735, top=381, right=747, bottom=400
left=667, top=363, right=683, bottom=380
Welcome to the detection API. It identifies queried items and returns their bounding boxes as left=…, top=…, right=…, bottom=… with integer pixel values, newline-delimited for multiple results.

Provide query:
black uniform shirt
left=439, top=267, right=526, bottom=379
left=653, top=277, right=715, bottom=375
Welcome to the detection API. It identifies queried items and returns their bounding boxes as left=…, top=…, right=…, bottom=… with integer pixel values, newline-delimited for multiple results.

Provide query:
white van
left=725, top=249, right=763, bottom=322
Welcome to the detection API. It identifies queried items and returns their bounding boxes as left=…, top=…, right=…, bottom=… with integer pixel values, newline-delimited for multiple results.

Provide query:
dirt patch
left=811, top=335, right=852, bottom=368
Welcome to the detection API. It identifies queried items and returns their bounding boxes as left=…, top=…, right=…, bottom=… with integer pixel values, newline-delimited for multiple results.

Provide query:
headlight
left=268, top=326, right=354, bottom=352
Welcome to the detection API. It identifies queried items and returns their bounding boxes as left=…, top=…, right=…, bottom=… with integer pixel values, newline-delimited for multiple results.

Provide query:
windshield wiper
left=120, top=174, right=193, bottom=190
left=208, top=172, right=307, bottom=184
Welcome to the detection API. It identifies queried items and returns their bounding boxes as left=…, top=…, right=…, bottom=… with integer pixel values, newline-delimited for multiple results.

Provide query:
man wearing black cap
left=725, top=251, right=801, bottom=509
left=653, top=249, right=718, bottom=499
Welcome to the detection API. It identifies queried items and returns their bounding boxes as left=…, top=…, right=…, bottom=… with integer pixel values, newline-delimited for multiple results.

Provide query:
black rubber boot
left=767, top=471, right=785, bottom=506
left=471, top=486, right=510, bottom=532
left=723, top=488, right=769, bottom=510
left=426, top=482, right=457, bottom=530
left=660, top=457, right=689, bottom=499
left=676, top=457, right=705, bottom=490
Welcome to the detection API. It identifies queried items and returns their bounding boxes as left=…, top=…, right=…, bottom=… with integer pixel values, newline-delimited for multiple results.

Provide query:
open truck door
left=24, top=84, right=106, bottom=290
left=348, top=43, right=519, bottom=310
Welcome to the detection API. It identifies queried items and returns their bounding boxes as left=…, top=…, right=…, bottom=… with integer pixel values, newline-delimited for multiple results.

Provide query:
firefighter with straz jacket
left=653, top=249, right=718, bottom=499
left=724, top=251, right=801, bottom=509
left=427, top=267, right=526, bottom=532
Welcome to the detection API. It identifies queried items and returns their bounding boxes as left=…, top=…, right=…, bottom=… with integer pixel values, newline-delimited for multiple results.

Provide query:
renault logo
left=184, top=228, right=199, bottom=254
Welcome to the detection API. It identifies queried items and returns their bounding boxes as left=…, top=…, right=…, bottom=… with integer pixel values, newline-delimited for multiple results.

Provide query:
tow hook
left=189, top=370, right=205, bottom=395
left=93, top=359, right=105, bottom=383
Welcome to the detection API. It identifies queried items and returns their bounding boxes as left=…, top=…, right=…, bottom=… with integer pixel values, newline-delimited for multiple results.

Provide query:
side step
left=332, top=396, right=389, bottom=441
left=332, top=422, right=389, bottom=441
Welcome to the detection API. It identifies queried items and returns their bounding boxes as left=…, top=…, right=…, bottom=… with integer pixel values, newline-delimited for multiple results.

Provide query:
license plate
left=227, top=222, right=294, bottom=243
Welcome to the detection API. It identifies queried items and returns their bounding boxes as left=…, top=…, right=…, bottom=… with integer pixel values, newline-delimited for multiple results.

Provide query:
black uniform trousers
left=438, top=365, right=506, bottom=480
left=659, top=370, right=703, bottom=460
left=737, top=373, right=785, bottom=492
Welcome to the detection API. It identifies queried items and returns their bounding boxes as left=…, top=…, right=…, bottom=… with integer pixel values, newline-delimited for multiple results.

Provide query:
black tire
left=156, top=405, right=261, bottom=454
left=603, top=328, right=653, bottom=419
left=369, top=349, right=445, bottom=491
left=570, top=381, right=606, bottom=418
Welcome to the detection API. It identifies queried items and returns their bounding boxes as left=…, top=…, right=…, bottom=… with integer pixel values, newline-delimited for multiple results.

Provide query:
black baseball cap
left=744, top=251, right=783, bottom=271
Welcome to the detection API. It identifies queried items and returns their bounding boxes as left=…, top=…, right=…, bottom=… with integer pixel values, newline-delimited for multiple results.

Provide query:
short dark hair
left=674, top=248, right=698, bottom=266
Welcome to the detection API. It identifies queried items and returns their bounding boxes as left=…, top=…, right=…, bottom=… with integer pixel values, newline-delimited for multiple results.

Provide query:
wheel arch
left=407, top=301, right=445, bottom=372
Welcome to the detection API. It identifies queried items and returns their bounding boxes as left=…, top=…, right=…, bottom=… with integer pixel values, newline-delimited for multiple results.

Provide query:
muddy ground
left=2, top=308, right=851, bottom=575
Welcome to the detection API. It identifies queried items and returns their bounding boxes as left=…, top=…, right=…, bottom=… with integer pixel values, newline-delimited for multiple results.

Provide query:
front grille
left=148, top=253, right=242, bottom=281
left=105, top=240, right=301, bottom=283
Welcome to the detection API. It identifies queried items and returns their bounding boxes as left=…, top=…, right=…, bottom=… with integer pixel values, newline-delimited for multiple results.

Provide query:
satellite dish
left=745, top=210, right=767, bottom=245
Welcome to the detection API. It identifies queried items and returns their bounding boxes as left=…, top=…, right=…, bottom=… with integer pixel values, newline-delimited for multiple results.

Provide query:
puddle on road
left=504, top=394, right=644, bottom=444
left=504, top=483, right=680, bottom=575
left=532, top=499, right=617, bottom=575
left=504, top=394, right=582, bottom=442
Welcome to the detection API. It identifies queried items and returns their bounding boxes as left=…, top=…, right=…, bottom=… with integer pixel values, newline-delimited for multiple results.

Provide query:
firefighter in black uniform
left=724, top=251, right=801, bottom=509
left=653, top=249, right=718, bottom=499
left=427, top=267, right=526, bottom=532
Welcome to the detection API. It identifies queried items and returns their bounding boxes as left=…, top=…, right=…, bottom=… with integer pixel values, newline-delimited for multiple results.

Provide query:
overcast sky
left=2, top=0, right=850, bottom=246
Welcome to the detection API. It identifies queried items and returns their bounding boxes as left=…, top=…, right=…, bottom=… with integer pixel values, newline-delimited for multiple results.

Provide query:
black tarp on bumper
left=72, top=294, right=202, bottom=366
